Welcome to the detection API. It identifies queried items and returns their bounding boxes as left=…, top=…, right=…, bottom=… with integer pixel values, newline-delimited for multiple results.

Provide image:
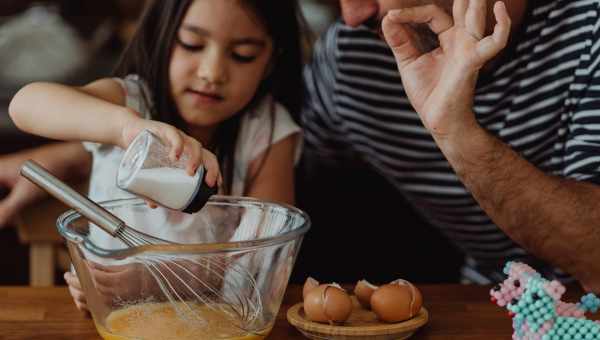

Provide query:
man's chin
left=341, top=0, right=379, bottom=27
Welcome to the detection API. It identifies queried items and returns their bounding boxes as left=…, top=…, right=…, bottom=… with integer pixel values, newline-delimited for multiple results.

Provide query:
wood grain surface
left=1, top=283, right=572, bottom=339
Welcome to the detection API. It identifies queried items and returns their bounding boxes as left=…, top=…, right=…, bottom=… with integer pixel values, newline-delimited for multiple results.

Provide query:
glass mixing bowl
left=57, top=196, right=310, bottom=340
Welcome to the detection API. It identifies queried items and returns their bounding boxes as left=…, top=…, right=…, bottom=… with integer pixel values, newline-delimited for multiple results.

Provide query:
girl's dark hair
left=114, top=0, right=308, bottom=194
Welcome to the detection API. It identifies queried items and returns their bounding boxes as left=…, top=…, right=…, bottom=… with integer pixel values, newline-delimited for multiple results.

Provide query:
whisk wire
left=148, top=263, right=219, bottom=329
left=114, top=226, right=263, bottom=332
left=147, top=253, right=262, bottom=330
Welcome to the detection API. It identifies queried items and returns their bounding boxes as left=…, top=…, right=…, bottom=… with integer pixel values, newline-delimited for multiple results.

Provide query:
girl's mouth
left=186, top=89, right=224, bottom=105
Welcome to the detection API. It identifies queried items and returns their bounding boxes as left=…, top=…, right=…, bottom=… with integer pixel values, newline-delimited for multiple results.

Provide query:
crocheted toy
left=490, top=262, right=597, bottom=319
left=490, top=262, right=600, bottom=339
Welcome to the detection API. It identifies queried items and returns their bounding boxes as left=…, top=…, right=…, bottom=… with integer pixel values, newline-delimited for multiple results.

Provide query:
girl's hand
left=88, top=259, right=222, bottom=305
left=68, top=262, right=152, bottom=311
left=64, top=271, right=89, bottom=313
left=120, top=117, right=222, bottom=188
left=88, top=261, right=150, bottom=304
left=381, top=0, right=511, bottom=139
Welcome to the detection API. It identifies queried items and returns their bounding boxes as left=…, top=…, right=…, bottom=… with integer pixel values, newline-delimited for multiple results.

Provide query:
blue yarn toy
left=491, top=262, right=600, bottom=339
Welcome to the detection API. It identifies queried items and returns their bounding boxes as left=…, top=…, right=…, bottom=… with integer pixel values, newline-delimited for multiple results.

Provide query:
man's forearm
left=28, top=142, right=92, bottom=180
left=436, top=122, right=600, bottom=291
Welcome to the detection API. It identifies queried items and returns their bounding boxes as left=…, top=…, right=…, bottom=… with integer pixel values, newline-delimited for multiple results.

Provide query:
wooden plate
left=287, top=296, right=428, bottom=340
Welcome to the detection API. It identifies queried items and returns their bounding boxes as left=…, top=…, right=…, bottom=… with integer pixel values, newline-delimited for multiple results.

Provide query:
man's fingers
left=0, top=154, right=23, bottom=187
left=0, top=175, right=13, bottom=187
left=476, top=1, right=511, bottom=61
left=0, top=200, right=16, bottom=228
left=465, top=0, right=487, bottom=40
left=453, top=0, right=468, bottom=27
left=382, top=12, right=422, bottom=70
left=385, top=5, right=453, bottom=35
left=0, top=184, right=34, bottom=228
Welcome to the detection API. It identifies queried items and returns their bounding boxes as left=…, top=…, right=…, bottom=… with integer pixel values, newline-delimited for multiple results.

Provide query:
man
left=303, top=0, right=600, bottom=291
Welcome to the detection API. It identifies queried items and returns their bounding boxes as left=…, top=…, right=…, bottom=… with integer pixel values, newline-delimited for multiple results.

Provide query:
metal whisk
left=20, top=160, right=263, bottom=332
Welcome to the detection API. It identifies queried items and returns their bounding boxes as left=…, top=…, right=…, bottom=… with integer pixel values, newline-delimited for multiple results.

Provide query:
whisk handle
left=20, top=160, right=125, bottom=236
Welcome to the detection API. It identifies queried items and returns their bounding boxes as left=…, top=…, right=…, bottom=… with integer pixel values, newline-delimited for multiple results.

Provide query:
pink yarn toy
left=490, top=262, right=589, bottom=319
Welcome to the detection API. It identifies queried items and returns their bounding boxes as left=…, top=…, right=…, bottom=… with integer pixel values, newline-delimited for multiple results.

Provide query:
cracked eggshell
left=371, top=280, right=422, bottom=323
left=303, top=284, right=353, bottom=323
left=303, top=277, right=320, bottom=301
left=354, top=279, right=378, bottom=309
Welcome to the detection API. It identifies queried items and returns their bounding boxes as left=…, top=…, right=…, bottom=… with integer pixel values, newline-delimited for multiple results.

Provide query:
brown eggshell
left=303, top=277, right=320, bottom=301
left=371, top=280, right=423, bottom=323
left=354, top=279, right=378, bottom=309
left=303, top=284, right=353, bottom=323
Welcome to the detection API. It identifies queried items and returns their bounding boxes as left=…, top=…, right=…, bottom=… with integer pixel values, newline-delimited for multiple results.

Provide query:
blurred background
left=0, top=0, right=462, bottom=286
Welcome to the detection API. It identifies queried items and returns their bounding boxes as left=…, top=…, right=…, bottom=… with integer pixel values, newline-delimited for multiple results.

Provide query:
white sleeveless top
left=83, top=75, right=302, bottom=250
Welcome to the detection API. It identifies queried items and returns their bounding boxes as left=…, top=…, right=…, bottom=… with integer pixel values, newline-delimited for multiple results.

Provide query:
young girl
left=9, top=0, right=306, bottom=311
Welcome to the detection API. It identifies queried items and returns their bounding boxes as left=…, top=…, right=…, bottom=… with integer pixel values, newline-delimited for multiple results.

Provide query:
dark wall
left=291, top=156, right=464, bottom=285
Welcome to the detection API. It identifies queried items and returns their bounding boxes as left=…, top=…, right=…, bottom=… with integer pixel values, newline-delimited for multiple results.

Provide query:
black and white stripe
left=303, top=0, right=600, bottom=283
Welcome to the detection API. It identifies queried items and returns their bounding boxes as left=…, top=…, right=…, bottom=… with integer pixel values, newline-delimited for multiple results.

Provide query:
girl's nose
left=197, top=49, right=227, bottom=85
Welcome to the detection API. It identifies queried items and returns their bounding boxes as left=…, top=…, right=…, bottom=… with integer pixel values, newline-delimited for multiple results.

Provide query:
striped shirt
left=302, top=0, right=600, bottom=283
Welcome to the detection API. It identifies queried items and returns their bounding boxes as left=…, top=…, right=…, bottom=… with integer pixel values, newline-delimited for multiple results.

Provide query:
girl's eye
left=178, top=39, right=205, bottom=52
left=232, top=53, right=257, bottom=63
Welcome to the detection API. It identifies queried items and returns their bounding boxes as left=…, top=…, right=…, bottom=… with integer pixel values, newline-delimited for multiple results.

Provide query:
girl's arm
left=245, top=133, right=299, bottom=205
left=9, top=78, right=221, bottom=187
left=9, top=79, right=134, bottom=148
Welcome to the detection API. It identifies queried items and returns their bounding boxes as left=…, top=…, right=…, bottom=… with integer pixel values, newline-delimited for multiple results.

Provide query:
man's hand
left=0, top=151, right=47, bottom=227
left=382, top=1, right=600, bottom=292
left=381, top=0, right=511, bottom=138
left=0, top=143, right=91, bottom=228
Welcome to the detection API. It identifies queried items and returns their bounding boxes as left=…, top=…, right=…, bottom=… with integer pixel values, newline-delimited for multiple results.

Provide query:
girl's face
left=169, top=0, right=273, bottom=131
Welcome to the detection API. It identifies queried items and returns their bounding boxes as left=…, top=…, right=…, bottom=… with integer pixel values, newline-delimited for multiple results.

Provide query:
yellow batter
left=95, top=302, right=270, bottom=340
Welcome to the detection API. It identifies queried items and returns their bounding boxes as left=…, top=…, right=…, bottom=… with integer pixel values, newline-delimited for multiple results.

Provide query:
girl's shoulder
left=113, top=74, right=153, bottom=119
left=236, top=96, right=303, bottom=166
left=240, top=96, right=301, bottom=148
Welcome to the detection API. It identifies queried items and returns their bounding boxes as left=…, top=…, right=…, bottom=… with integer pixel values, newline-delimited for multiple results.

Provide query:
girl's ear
left=262, top=48, right=283, bottom=80
left=262, top=63, right=274, bottom=80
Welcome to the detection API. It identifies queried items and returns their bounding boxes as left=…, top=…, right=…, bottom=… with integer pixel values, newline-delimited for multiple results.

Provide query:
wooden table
left=16, top=197, right=69, bottom=287
left=16, top=182, right=88, bottom=287
left=0, top=284, right=522, bottom=339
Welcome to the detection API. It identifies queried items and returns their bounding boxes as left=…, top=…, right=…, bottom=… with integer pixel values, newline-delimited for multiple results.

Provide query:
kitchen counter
left=0, top=283, right=530, bottom=339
